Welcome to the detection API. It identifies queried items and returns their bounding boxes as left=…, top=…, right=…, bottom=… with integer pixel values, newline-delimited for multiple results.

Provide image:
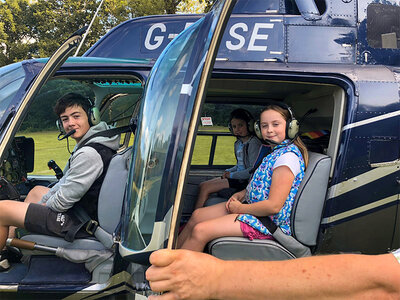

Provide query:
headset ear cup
left=248, top=119, right=255, bottom=133
left=56, top=119, right=66, bottom=135
left=287, top=119, right=299, bottom=139
left=89, top=107, right=101, bottom=126
left=254, top=120, right=262, bottom=140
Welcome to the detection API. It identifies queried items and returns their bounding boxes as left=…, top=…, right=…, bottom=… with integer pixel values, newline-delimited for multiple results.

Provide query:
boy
left=0, top=93, right=120, bottom=271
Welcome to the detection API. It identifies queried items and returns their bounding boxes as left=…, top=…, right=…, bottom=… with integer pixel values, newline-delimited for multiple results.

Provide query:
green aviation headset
left=56, top=95, right=100, bottom=135
left=254, top=102, right=300, bottom=143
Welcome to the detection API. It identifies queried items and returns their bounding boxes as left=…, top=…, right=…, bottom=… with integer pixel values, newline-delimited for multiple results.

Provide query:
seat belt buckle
left=85, top=220, right=99, bottom=235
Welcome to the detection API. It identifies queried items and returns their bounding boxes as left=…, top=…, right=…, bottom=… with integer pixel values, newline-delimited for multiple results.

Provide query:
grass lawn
left=20, top=131, right=77, bottom=175
left=21, top=127, right=237, bottom=176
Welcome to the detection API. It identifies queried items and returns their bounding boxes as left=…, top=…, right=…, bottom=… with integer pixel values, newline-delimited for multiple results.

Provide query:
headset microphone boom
left=57, top=129, right=76, bottom=141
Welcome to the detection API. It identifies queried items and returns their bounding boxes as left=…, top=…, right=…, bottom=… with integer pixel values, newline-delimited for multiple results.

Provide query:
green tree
left=0, top=0, right=35, bottom=66
left=177, top=0, right=206, bottom=13
left=0, top=0, right=205, bottom=66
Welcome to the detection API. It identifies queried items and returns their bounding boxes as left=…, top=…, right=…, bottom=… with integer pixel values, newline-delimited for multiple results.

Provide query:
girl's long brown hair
left=262, top=105, right=309, bottom=168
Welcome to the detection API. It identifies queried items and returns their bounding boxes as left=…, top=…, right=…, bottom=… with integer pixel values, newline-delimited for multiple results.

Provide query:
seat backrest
left=97, top=147, right=132, bottom=233
left=290, top=151, right=331, bottom=246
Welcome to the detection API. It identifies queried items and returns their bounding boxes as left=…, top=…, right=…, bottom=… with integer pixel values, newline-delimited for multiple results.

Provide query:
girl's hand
left=227, top=198, right=243, bottom=214
left=226, top=192, right=240, bottom=211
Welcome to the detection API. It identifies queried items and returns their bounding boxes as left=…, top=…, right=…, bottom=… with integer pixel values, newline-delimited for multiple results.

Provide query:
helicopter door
left=119, top=0, right=237, bottom=261
left=0, top=28, right=87, bottom=159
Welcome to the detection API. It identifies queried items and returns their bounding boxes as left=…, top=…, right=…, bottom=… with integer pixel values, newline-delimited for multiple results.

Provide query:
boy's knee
left=26, top=186, right=48, bottom=203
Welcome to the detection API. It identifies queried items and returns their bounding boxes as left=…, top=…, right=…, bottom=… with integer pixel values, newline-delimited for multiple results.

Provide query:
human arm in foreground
left=146, top=249, right=400, bottom=300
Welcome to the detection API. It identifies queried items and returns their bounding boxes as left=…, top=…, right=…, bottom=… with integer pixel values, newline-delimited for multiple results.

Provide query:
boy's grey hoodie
left=40, top=121, right=120, bottom=212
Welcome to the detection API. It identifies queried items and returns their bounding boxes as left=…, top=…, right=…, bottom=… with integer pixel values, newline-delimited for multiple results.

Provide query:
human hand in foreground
left=146, top=249, right=223, bottom=300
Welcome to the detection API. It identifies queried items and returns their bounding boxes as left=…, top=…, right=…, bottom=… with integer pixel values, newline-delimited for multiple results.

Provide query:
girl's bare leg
left=178, top=202, right=229, bottom=248
left=195, top=178, right=229, bottom=209
left=181, top=213, right=242, bottom=252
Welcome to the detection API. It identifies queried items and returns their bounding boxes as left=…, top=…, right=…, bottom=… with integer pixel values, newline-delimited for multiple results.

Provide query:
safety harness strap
left=258, top=216, right=311, bottom=258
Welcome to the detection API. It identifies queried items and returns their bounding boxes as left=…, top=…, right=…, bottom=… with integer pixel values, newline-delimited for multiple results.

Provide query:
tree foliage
left=0, top=0, right=205, bottom=67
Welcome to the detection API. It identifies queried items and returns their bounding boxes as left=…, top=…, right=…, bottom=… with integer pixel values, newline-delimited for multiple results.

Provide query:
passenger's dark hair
left=230, top=108, right=253, bottom=124
left=54, top=93, right=91, bottom=116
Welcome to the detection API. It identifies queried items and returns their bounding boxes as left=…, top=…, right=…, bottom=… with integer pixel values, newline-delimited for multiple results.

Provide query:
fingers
left=149, top=249, right=177, bottom=267
left=148, top=292, right=176, bottom=300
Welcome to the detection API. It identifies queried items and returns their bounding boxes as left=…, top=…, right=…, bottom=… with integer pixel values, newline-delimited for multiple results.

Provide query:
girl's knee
left=190, top=208, right=204, bottom=224
left=191, top=222, right=210, bottom=243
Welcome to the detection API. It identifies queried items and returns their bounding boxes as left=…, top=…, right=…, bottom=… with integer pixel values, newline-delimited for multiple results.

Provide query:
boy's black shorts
left=227, top=178, right=248, bottom=190
left=24, top=203, right=90, bottom=239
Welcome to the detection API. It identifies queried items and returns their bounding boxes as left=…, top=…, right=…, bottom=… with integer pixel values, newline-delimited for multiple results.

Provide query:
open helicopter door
left=0, top=27, right=87, bottom=159
left=119, top=0, right=237, bottom=262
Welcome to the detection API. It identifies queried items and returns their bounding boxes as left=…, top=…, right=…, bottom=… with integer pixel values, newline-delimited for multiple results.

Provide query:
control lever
left=47, top=160, right=63, bottom=180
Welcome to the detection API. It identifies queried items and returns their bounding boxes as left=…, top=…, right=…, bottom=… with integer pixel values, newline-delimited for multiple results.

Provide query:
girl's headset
left=254, top=103, right=299, bottom=142
left=56, top=97, right=101, bottom=135
left=228, top=109, right=255, bottom=135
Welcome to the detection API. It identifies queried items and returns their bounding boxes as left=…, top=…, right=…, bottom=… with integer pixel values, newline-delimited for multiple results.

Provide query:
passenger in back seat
left=0, top=93, right=120, bottom=271
left=195, top=109, right=261, bottom=209
left=178, top=104, right=308, bottom=252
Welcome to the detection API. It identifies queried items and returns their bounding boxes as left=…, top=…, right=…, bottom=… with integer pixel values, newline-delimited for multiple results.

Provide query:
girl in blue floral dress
left=178, top=105, right=309, bottom=251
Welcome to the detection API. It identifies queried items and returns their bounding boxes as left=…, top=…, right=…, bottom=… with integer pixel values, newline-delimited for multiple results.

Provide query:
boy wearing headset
left=0, top=93, right=120, bottom=271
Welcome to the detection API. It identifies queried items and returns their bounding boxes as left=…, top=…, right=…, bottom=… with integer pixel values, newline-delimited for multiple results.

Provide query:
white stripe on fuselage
left=342, top=110, right=400, bottom=131
left=322, top=160, right=400, bottom=224
left=321, top=194, right=398, bottom=224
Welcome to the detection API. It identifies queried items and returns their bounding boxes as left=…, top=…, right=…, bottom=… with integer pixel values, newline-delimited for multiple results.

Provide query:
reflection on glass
left=0, top=63, right=25, bottom=122
left=124, top=20, right=205, bottom=250
left=123, top=0, right=227, bottom=252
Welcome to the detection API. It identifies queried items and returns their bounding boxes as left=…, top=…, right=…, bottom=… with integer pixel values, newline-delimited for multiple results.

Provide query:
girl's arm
left=228, top=166, right=294, bottom=216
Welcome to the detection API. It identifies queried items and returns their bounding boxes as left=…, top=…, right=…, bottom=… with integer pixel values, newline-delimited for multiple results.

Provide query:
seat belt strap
left=258, top=216, right=311, bottom=258
left=68, top=205, right=114, bottom=248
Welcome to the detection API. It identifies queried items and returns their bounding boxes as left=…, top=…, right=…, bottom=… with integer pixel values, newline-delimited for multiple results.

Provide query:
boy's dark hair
left=230, top=108, right=253, bottom=123
left=54, top=93, right=91, bottom=116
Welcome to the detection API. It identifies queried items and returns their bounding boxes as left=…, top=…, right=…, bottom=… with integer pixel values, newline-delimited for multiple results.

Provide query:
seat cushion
left=208, top=237, right=296, bottom=261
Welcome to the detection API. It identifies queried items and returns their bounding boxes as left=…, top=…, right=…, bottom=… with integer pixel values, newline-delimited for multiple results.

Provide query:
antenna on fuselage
left=74, top=0, right=106, bottom=57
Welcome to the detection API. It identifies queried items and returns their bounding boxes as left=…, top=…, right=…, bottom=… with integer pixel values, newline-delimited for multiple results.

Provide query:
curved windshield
left=122, top=0, right=227, bottom=252
left=0, top=62, right=25, bottom=122
left=122, top=20, right=204, bottom=250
